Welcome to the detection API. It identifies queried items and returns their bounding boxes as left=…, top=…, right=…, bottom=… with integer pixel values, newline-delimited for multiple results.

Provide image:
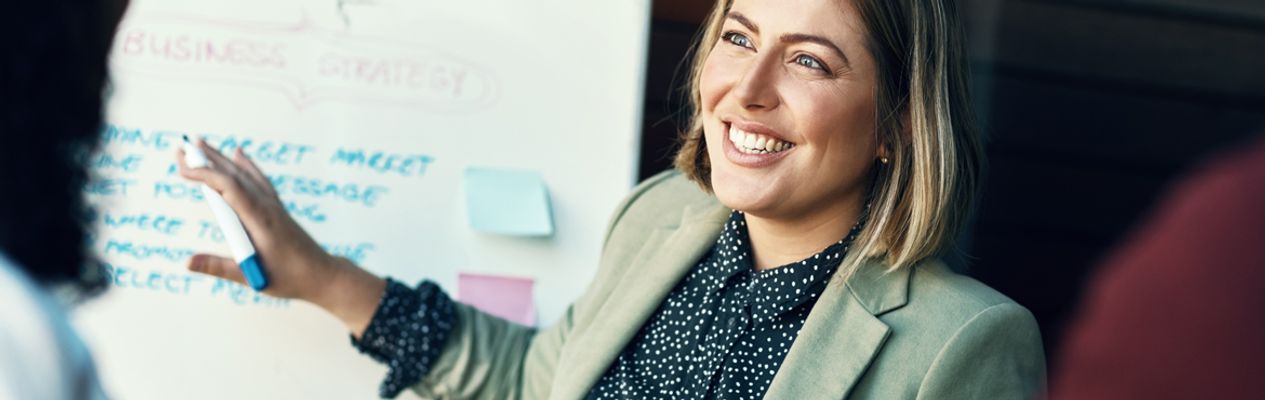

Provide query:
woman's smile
left=722, top=119, right=797, bottom=168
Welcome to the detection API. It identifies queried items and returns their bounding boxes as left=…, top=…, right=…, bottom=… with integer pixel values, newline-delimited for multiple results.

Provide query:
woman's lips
left=722, top=122, right=795, bottom=168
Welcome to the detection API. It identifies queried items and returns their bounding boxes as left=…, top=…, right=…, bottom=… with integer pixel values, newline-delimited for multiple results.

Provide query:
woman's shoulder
left=601, top=169, right=716, bottom=243
left=851, top=260, right=1046, bottom=399
left=870, top=258, right=1043, bottom=366
left=0, top=256, right=65, bottom=356
left=895, top=259, right=1037, bottom=331
left=846, top=259, right=1045, bottom=398
left=908, top=260, right=1022, bottom=312
left=0, top=255, right=105, bottom=400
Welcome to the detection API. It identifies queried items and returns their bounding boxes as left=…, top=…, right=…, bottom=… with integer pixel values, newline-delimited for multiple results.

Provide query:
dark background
left=636, top=0, right=1265, bottom=365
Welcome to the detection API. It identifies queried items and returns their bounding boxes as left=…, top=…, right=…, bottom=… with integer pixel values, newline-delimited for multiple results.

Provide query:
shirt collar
left=705, top=210, right=865, bottom=323
left=748, top=234, right=855, bottom=323
left=702, top=211, right=755, bottom=291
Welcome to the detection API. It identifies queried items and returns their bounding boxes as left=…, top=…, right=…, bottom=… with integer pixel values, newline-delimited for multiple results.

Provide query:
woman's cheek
left=698, top=53, right=735, bottom=111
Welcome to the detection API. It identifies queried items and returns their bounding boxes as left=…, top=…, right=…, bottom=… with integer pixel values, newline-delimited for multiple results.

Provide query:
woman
left=1, top=0, right=126, bottom=398
left=179, top=0, right=1046, bottom=398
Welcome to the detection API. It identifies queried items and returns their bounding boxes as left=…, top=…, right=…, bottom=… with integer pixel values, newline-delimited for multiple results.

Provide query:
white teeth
left=728, top=125, right=793, bottom=155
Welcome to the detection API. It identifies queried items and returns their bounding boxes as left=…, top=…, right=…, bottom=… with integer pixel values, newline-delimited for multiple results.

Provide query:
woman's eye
left=795, top=54, right=827, bottom=71
left=722, top=32, right=753, bottom=49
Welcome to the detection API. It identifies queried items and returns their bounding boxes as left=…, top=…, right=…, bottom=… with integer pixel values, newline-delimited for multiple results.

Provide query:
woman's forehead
left=725, top=0, right=866, bottom=41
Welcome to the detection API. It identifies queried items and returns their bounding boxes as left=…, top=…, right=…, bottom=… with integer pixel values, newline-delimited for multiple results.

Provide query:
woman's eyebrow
left=727, top=12, right=759, bottom=34
left=780, top=33, right=852, bottom=68
left=726, top=11, right=852, bottom=68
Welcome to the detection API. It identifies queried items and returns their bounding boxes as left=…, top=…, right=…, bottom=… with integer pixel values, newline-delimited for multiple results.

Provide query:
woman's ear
left=877, top=108, right=911, bottom=163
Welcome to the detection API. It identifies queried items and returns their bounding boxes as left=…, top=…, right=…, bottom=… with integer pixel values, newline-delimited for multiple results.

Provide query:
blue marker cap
left=239, top=254, right=269, bottom=291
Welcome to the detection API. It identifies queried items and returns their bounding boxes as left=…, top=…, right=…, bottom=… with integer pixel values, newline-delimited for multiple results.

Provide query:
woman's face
left=700, top=0, right=879, bottom=221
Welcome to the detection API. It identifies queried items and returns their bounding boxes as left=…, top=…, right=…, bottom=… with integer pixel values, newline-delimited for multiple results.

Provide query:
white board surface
left=72, top=0, right=650, bottom=398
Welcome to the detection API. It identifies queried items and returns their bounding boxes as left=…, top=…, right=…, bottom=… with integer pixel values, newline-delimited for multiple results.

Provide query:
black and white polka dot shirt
left=352, top=210, right=861, bottom=399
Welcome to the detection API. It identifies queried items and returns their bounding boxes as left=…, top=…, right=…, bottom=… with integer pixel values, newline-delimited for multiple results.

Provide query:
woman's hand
left=176, top=141, right=385, bottom=337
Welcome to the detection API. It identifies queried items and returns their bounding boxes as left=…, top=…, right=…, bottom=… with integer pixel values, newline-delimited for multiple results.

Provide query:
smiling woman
left=176, top=0, right=1044, bottom=398
left=678, top=0, right=981, bottom=279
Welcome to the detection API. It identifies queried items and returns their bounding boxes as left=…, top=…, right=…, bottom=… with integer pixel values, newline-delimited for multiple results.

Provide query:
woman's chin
left=712, top=176, right=783, bottom=215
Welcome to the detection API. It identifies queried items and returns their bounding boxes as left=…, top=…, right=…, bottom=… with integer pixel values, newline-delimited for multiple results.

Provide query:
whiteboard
left=72, top=0, right=650, bottom=398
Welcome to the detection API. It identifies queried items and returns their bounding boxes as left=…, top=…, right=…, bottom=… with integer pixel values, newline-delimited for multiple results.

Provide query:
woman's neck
left=744, top=194, right=864, bottom=271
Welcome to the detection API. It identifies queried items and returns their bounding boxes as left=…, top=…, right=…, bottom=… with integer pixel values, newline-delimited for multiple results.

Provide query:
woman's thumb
left=188, top=254, right=248, bottom=286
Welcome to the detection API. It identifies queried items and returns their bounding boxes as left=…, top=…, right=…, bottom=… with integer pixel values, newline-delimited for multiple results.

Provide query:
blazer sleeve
left=915, top=302, right=1047, bottom=400
left=406, top=302, right=543, bottom=399
left=406, top=170, right=682, bottom=399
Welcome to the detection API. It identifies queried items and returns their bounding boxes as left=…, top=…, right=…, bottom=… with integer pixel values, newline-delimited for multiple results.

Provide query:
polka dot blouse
left=352, top=210, right=862, bottom=399
left=586, top=211, right=862, bottom=399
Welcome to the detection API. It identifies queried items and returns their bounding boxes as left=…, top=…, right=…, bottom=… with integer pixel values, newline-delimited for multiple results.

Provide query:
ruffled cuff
left=350, top=278, right=456, bottom=399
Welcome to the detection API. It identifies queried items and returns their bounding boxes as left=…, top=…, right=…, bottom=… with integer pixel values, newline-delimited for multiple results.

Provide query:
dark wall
left=964, top=0, right=1265, bottom=362
left=639, top=18, right=701, bottom=181
left=638, top=0, right=1265, bottom=361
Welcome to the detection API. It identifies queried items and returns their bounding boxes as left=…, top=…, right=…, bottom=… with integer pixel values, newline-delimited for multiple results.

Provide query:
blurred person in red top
left=1052, top=134, right=1265, bottom=400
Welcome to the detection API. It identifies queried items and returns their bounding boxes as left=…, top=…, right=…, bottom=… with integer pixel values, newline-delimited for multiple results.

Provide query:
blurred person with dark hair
left=0, top=0, right=127, bottom=398
left=1051, top=135, right=1265, bottom=400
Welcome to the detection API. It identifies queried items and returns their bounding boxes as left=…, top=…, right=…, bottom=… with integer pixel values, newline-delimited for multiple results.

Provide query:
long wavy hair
left=1, top=0, right=127, bottom=297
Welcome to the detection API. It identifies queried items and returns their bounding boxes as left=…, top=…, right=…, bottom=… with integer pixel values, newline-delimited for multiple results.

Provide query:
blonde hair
left=673, top=0, right=982, bottom=278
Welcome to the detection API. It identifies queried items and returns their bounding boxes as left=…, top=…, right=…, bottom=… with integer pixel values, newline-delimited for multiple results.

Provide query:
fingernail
left=188, top=256, right=204, bottom=272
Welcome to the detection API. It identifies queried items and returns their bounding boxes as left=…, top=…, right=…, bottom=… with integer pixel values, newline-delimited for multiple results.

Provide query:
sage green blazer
left=407, top=171, right=1046, bottom=399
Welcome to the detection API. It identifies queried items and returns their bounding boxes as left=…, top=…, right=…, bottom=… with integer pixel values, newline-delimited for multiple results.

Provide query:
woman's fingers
left=176, top=148, right=240, bottom=197
left=195, top=140, right=241, bottom=176
left=174, top=140, right=343, bottom=302
left=232, top=148, right=276, bottom=197
left=177, top=141, right=265, bottom=218
left=188, top=254, right=248, bottom=287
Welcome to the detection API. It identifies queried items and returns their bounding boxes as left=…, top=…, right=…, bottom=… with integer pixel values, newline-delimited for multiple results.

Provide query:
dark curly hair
left=1, top=0, right=127, bottom=297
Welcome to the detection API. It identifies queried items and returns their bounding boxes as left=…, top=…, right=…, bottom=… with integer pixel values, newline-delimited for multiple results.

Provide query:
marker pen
left=182, top=136, right=269, bottom=290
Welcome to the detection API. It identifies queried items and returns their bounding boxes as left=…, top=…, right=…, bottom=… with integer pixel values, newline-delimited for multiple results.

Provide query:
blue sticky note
left=464, top=167, right=554, bottom=236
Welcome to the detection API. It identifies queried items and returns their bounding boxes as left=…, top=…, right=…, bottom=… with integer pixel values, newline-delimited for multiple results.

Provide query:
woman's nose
left=730, top=53, right=781, bottom=111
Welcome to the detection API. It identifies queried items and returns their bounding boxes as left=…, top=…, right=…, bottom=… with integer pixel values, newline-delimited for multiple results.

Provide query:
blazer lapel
left=551, top=201, right=729, bottom=400
left=764, top=259, right=913, bottom=399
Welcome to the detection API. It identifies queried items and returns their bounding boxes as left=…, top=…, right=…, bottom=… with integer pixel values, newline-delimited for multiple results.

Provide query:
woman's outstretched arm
left=175, top=140, right=386, bottom=337
left=174, top=142, right=541, bottom=399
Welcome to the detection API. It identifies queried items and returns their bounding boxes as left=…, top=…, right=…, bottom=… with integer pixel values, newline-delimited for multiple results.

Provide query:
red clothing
left=1052, top=136, right=1265, bottom=399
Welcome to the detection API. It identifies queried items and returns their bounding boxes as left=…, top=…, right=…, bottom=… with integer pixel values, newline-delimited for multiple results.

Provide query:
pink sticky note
left=457, top=272, right=537, bottom=326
